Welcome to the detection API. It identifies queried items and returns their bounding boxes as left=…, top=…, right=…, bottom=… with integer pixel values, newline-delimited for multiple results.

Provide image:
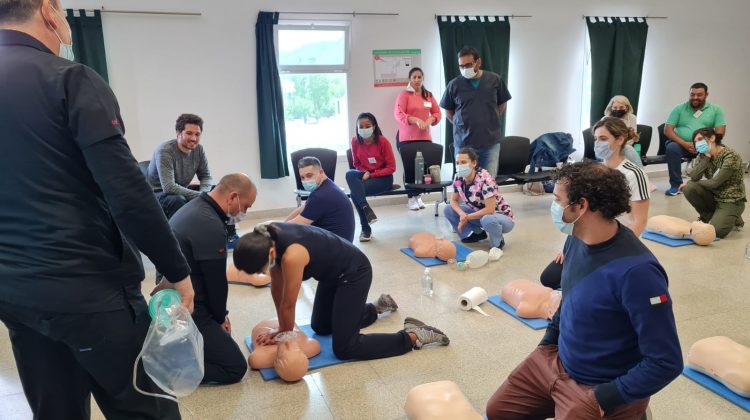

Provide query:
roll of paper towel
left=458, top=287, right=489, bottom=316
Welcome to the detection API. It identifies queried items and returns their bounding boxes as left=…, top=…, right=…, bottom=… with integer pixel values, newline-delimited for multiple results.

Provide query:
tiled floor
left=1, top=173, right=749, bottom=419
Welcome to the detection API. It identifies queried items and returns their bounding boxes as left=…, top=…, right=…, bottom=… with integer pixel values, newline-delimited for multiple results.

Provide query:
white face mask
left=358, top=127, right=374, bottom=139
left=49, top=7, right=75, bottom=61
left=226, top=196, right=247, bottom=225
left=461, top=67, right=476, bottom=79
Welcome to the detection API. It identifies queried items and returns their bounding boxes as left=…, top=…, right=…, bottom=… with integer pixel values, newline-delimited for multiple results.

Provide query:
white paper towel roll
left=458, top=287, right=489, bottom=316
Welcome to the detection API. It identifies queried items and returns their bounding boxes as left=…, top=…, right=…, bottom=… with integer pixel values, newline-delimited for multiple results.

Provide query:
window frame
left=275, top=24, right=350, bottom=74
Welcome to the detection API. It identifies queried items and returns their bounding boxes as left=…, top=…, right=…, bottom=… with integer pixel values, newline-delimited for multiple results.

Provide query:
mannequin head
left=248, top=320, right=321, bottom=381
left=501, top=279, right=561, bottom=320
left=690, top=221, right=716, bottom=246
left=227, top=263, right=271, bottom=286
left=274, top=336, right=310, bottom=382
left=404, top=381, right=482, bottom=420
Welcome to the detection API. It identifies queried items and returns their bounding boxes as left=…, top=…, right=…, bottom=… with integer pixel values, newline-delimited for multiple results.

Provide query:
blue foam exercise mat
left=642, top=231, right=719, bottom=247
left=245, top=324, right=351, bottom=381
left=400, top=241, right=472, bottom=267
left=683, top=367, right=750, bottom=412
left=487, top=295, right=549, bottom=330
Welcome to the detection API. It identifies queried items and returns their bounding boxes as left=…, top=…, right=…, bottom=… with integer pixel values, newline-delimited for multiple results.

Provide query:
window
left=276, top=24, right=350, bottom=155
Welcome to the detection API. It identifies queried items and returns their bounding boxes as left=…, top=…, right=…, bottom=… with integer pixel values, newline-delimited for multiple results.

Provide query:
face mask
left=226, top=196, right=247, bottom=225
left=50, top=7, right=75, bottom=61
left=594, top=141, right=614, bottom=161
left=460, top=67, right=476, bottom=79
left=406, top=83, right=415, bottom=93
left=301, top=179, right=318, bottom=192
left=695, top=140, right=710, bottom=154
left=456, top=164, right=472, bottom=178
left=611, top=109, right=627, bottom=118
left=550, top=201, right=582, bottom=235
left=358, top=127, right=374, bottom=139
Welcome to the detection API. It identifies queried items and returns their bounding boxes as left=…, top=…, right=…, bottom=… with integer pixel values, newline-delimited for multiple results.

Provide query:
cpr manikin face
left=248, top=319, right=321, bottom=382
left=687, top=336, right=750, bottom=397
left=227, top=262, right=271, bottom=286
left=409, top=232, right=457, bottom=261
left=646, top=215, right=715, bottom=246
left=404, top=380, right=482, bottom=420
left=501, top=279, right=562, bottom=320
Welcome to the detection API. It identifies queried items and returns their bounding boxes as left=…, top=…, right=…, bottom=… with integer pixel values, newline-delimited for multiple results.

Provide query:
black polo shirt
left=0, top=30, right=190, bottom=313
left=169, top=193, right=229, bottom=323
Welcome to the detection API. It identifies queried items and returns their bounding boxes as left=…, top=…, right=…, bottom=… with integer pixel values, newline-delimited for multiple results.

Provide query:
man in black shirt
left=0, top=2, right=193, bottom=419
left=170, top=174, right=256, bottom=384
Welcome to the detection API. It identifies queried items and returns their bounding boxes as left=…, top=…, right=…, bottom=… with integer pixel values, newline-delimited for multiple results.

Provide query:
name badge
left=423, top=101, right=432, bottom=108
left=368, top=157, right=377, bottom=164
left=693, top=110, right=703, bottom=118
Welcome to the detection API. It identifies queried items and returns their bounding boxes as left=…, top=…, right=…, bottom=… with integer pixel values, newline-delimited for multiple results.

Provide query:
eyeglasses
left=458, top=62, right=476, bottom=69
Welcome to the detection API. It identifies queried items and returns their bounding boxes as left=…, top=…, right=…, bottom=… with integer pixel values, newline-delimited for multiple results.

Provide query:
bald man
left=168, top=173, right=256, bottom=384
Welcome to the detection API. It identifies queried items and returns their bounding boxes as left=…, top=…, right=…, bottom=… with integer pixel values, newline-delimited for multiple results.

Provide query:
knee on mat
left=225, top=360, right=248, bottom=384
left=311, top=324, right=332, bottom=336
left=713, top=223, right=733, bottom=239
left=332, top=340, right=357, bottom=360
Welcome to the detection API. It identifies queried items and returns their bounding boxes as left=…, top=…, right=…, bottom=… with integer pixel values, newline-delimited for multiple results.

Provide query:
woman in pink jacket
left=394, top=67, right=442, bottom=210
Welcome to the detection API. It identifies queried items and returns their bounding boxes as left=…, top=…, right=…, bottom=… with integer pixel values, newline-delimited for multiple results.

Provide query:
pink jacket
left=394, top=90, right=441, bottom=141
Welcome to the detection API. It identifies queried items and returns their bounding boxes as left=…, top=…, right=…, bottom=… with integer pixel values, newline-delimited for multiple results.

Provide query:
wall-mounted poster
left=372, top=49, right=421, bottom=87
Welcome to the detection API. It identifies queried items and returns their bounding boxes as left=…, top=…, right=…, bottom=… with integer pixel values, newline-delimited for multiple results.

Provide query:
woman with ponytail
left=234, top=223, right=450, bottom=361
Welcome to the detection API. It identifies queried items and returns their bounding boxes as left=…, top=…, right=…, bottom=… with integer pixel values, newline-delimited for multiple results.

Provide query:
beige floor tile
left=2, top=173, right=750, bottom=419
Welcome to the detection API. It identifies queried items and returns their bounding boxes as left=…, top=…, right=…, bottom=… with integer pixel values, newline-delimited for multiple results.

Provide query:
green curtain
left=256, top=11, right=288, bottom=179
left=587, top=17, right=648, bottom=126
left=65, top=9, right=109, bottom=82
left=437, top=16, right=510, bottom=162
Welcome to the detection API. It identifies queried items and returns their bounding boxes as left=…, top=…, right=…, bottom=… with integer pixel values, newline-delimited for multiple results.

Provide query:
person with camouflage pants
left=679, top=127, right=746, bottom=238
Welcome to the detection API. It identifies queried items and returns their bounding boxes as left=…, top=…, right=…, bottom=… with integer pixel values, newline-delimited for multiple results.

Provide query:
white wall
left=65, top=0, right=750, bottom=211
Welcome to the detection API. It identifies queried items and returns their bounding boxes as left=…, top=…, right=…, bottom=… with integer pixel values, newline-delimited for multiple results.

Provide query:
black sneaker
left=461, top=231, right=488, bottom=243
left=359, top=231, right=372, bottom=242
left=363, top=205, right=378, bottom=225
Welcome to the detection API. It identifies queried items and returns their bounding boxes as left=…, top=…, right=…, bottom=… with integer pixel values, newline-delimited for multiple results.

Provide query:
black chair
left=495, top=136, right=530, bottom=185
left=290, top=148, right=340, bottom=206
left=512, top=136, right=557, bottom=183
left=398, top=142, right=452, bottom=216
left=582, top=128, right=596, bottom=161
left=635, top=124, right=653, bottom=159
left=641, top=123, right=669, bottom=166
left=138, top=160, right=150, bottom=178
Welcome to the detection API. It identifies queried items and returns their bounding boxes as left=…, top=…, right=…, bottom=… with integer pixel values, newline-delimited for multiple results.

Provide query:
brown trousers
left=487, top=345, right=649, bottom=420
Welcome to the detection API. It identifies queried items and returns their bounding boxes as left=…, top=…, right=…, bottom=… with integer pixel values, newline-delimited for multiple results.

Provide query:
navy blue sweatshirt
left=540, top=223, right=683, bottom=413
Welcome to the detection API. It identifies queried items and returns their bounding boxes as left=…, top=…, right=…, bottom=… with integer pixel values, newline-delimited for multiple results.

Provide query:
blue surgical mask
left=50, top=8, right=75, bottom=61
left=695, top=140, right=710, bottom=154
left=594, top=141, right=614, bottom=161
left=358, top=127, right=374, bottom=139
left=301, top=179, right=318, bottom=192
left=461, top=67, right=476, bottom=79
left=456, top=164, right=471, bottom=178
left=550, top=201, right=582, bottom=235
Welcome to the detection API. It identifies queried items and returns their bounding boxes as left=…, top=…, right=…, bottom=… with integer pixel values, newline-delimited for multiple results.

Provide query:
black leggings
left=311, top=256, right=413, bottom=360
left=540, top=260, right=563, bottom=290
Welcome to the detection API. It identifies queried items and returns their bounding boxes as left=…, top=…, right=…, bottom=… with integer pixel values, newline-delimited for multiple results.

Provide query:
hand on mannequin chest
left=248, top=319, right=321, bottom=382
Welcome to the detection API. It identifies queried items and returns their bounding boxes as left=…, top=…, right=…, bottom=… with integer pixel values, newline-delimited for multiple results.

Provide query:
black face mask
left=611, top=109, right=627, bottom=118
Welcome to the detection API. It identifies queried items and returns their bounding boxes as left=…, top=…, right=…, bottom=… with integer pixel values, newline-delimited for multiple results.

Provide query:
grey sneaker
left=403, top=316, right=426, bottom=330
left=374, top=294, right=398, bottom=313
left=404, top=320, right=450, bottom=349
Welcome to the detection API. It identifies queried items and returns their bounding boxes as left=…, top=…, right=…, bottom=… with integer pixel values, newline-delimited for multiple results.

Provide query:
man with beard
left=664, top=83, right=726, bottom=196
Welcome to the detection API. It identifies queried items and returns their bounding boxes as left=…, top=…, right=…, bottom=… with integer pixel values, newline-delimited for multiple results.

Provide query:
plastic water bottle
left=421, top=268, right=433, bottom=297
left=414, top=151, right=425, bottom=184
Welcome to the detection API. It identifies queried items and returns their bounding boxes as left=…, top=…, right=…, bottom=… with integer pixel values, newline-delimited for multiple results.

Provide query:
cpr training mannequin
left=248, top=319, right=321, bottom=382
left=404, top=380, right=482, bottom=420
left=687, top=336, right=750, bottom=397
left=409, top=232, right=457, bottom=261
left=226, top=262, right=271, bottom=286
left=501, top=279, right=562, bottom=320
left=645, top=215, right=716, bottom=246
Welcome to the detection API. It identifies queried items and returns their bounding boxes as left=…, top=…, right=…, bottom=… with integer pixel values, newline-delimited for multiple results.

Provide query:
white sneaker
left=408, top=197, right=420, bottom=211
left=417, top=196, right=426, bottom=209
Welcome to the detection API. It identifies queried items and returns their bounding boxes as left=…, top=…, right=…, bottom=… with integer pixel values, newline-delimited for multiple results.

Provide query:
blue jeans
left=665, top=140, right=695, bottom=188
left=474, top=143, right=502, bottom=178
left=444, top=204, right=515, bottom=248
left=345, top=170, right=393, bottom=232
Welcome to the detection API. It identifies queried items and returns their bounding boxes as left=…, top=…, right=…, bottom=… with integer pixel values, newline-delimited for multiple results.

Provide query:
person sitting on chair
left=285, top=156, right=355, bottom=242
left=443, top=147, right=514, bottom=249
left=679, top=127, right=745, bottom=237
left=345, top=112, right=396, bottom=242
left=601, top=95, right=642, bottom=167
